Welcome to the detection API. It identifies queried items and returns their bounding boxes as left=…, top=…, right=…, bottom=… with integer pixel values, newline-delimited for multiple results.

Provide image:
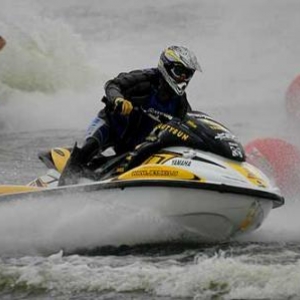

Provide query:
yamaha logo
left=171, top=159, right=191, bottom=167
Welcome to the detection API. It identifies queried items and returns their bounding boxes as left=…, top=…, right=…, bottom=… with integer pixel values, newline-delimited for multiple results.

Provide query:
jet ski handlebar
left=138, top=107, right=173, bottom=123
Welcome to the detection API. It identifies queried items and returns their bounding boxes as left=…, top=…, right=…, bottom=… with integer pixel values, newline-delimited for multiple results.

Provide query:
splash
left=0, top=1, right=99, bottom=94
left=0, top=190, right=189, bottom=257
left=0, top=1, right=105, bottom=132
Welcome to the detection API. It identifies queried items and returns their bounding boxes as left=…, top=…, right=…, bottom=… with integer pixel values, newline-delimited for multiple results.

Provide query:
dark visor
left=169, top=64, right=194, bottom=82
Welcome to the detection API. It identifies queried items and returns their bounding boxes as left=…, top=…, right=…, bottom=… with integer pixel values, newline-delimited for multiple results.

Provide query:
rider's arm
left=104, top=68, right=157, bottom=108
left=0, top=36, right=6, bottom=51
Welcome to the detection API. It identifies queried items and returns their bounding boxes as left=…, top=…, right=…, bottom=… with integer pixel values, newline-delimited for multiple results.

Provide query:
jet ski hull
left=95, top=182, right=274, bottom=242
left=0, top=177, right=281, bottom=242
left=104, top=180, right=280, bottom=242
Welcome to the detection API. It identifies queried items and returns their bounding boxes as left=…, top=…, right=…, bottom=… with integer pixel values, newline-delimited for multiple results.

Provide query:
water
left=1, top=0, right=300, bottom=299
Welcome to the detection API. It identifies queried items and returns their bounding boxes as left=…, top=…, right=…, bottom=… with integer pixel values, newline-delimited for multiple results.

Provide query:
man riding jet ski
left=55, top=108, right=246, bottom=186
left=60, top=45, right=202, bottom=185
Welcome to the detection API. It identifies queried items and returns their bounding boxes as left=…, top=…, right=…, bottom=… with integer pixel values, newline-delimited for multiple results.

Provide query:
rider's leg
left=80, top=116, right=112, bottom=164
left=59, top=117, right=112, bottom=185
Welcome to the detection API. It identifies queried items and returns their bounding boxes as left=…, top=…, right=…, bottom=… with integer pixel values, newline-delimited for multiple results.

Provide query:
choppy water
left=1, top=0, right=300, bottom=299
left=1, top=242, right=300, bottom=300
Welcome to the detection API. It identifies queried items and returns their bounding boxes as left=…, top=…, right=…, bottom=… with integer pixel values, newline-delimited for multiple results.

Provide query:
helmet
left=158, top=46, right=201, bottom=96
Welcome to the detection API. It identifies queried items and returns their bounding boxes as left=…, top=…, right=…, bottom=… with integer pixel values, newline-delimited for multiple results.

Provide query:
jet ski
left=0, top=109, right=284, bottom=242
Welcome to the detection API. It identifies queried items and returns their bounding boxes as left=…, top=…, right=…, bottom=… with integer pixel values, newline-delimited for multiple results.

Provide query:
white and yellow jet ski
left=0, top=109, right=284, bottom=242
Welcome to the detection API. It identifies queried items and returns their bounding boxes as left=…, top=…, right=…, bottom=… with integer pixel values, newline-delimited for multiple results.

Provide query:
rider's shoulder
left=129, top=68, right=158, bottom=77
left=115, top=68, right=157, bottom=80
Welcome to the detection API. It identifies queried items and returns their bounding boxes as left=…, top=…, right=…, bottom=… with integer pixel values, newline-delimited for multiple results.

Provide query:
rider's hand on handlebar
left=114, top=97, right=133, bottom=116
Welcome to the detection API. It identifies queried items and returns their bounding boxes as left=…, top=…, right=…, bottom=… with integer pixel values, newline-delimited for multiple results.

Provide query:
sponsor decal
left=186, top=120, right=197, bottom=128
left=246, top=171, right=266, bottom=188
left=118, top=165, right=204, bottom=182
left=201, top=119, right=228, bottom=131
left=143, top=153, right=178, bottom=165
left=215, top=132, right=236, bottom=141
left=229, top=142, right=244, bottom=158
left=239, top=201, right=263, bottom=231
left=228, top=162, right=268, bottom=188
left=171, top=159, right=192, bottom=167
left=155, top=124, right=189, bottom=141
left=131, top=169, right=178, bottom=177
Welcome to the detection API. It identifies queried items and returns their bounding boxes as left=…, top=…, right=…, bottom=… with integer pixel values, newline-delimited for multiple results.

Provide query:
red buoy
left=285, top=74, right=300, bottom=120
left=245, top=138, right=300, bottom=197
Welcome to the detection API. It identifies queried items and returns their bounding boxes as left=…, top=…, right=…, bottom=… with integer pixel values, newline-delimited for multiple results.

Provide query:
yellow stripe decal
left=165, top=49, right=180, bottom=62
left=118, top=165, right=204, bottom=182
left=0, top=185, right=41, bottom=196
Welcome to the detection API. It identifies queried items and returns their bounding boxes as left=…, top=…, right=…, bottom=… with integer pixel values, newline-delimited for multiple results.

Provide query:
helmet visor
left=169, top=64, right=195, bottom=83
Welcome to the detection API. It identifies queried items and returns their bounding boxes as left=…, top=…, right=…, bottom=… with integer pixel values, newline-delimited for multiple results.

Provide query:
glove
left=114, top=97, right=133, bottom=116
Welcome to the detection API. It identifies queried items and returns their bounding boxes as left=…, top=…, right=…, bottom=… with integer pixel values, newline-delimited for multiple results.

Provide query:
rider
left=60, top=45, right=202, bottom=185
